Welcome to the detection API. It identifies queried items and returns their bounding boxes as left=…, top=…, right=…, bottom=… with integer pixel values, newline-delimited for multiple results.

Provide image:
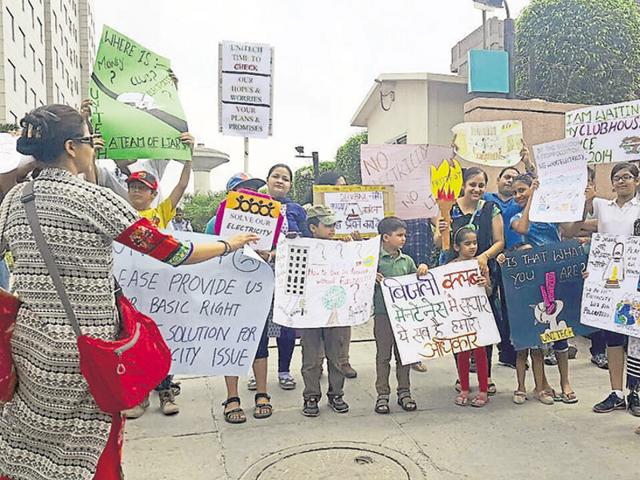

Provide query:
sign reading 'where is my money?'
left=219, top=41, right=273, bottom=139
left=90, top=25, right=191, bottom=161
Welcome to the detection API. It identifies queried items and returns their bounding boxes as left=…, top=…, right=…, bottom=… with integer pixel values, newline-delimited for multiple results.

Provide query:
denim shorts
left=552, top=339, right=569, bottom=352
left=604, top=330, right=627, bottom=348
left=254, top=322, right=269, bottom=360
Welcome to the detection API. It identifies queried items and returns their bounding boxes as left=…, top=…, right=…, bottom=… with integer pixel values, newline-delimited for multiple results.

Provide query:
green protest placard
left=89, top=26, right=191, bottom=161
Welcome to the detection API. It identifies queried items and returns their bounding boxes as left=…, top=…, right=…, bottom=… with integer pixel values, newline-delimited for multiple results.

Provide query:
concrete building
left=0, top=0, right=95, bottom=125
left=351, top=72, right=473, bottom=146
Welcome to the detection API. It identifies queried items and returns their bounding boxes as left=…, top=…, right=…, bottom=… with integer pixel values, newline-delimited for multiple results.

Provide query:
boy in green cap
left=301, top=205, right=351, bottom=417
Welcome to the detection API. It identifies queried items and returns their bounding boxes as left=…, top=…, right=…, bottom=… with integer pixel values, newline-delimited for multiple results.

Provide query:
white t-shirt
left=592, top=196, right=640, bottom=235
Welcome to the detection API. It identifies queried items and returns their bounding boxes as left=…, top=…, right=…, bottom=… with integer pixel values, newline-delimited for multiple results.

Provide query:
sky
left=93, top=0, right=530, bottom=192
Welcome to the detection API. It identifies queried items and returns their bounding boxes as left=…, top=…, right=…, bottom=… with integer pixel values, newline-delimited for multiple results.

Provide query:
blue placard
left=468, top=49, right=509, bottom=94
left=500, top=240, right=594, bottom=350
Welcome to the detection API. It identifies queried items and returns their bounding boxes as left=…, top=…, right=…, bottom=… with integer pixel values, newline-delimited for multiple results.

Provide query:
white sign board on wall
left=218, top=41, right=273, bottom=139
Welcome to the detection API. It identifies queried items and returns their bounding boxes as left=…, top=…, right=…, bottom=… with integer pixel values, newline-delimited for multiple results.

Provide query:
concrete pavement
left=122, top=333, right=640, bottom=480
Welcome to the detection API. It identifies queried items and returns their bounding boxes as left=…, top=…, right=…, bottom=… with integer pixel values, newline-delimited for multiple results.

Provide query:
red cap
left=126, top=171, right=158, bottom=191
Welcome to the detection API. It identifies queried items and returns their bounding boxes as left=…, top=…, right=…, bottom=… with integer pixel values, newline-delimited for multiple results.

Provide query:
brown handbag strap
left=21, top=181, right=82, bottom=337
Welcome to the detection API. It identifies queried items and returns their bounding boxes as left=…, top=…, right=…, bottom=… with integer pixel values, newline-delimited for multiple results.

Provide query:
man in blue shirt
left=484, top=166, right=522, bottom=369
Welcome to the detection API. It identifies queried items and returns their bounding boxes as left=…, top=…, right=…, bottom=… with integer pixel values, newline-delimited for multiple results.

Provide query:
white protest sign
left=452, top=120, right=524, bottom=167
left=218, top=40, right=273, bottom=139
left=361, top=144, right=448, bottom=219
left=273, top=237, right=379, bottom=328
left=217, top=190, right=282, bottom=251
left=113, top=232, right=274, bottom=376
left=530, top=138, right=588, bottom=223
left=581, top=233, right=640, bottom=338
left=381, top=260, right=500, bottom=365
left=315, top=185, right=392, bottom=238
left=565, top=99, right=640, bottom=164
left=0, top=133, right=30, bottom=174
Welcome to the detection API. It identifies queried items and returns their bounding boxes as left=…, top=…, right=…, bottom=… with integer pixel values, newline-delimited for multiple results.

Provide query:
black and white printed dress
left=0, top=168, right=191, bottom=480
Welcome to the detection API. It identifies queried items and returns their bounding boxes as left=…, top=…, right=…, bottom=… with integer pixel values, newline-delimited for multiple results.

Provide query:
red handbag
left=0, top=288, right=20, bottom=406
left=22, top=183, right=171, bottom=414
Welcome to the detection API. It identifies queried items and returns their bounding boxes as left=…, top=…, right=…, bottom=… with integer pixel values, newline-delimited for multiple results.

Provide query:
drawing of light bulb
left=604, top=242, right=625, bottom=289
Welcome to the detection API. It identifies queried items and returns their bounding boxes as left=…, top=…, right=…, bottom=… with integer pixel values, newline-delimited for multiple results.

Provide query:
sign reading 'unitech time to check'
left=218, top=40, right=274, bottom=139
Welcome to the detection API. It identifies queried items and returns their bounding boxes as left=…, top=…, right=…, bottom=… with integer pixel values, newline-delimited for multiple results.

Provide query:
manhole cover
left=240, top=442, right=425, bottom=480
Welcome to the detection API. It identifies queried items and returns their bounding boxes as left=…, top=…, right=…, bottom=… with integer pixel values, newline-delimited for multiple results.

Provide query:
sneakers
left=278, top=374, right=297, bottom=390
left=302, top=397, right=320, bottom=417
left=498, top=360, right=517, bottom=369
left=159, top=389, right=180, bottom=415
left=247, top=377, right=257, bottom=391
left=123, top=396, right=150, bottom=419
left=568, top=344, right=578, bottom=360
left=591, top=353, right=609, bottom=369
left=328, top=395, right=349, bottom=414
left=628, top=391, right=640, bottom=417
left=544, top=350, right=558, bottom=366
left=593, top=392, right=626, bottom=413
left=341, top=363, right=358, bottom=379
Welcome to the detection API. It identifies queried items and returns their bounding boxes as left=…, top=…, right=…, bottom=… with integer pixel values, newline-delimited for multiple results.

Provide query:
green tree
left=181, top=191, right=226, bottom=233
left=335, top=130, right=367, bottom=184
left=515, top=0, right=640, bottom=105
left=291, top=161, right=336, bottom=204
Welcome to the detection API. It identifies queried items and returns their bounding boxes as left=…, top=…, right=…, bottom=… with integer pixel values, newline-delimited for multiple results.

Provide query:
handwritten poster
left=218, top=40, right=273, bottom=138
left=113, top=232, right=274, bottom=377
left=90, top=25, right=191, bottom=161
left=500, top=241, right=592, bottom=350
left=216, top=189, right=282, bottom=251
left=581, top=233, right=640, bottom=338
left=0, top=133, right=30, bottom=174
left=273, top=237, right=379, bottom=328
left=565, top=99, right=640, bottom=164
left=452, top=120, right=523, bottom=167
left=530, top=138, right=588, bottom=223
left=381, top=260, right=499, bottom=365
left=360, top=144, right=449, bottom=219
left=313, top=185, right=394, bottom=238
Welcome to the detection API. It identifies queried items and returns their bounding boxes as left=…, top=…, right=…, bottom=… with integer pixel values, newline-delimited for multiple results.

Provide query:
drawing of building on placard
left=273, top=241, right=309, bottom=327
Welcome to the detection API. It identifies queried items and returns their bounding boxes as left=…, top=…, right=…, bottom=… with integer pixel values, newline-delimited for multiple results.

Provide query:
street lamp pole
left=294, top=146, right=320, bottom=181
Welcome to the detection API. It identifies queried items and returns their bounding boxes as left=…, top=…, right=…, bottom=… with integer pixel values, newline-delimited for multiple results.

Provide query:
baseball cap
left=126, top=171, right=158, bottom=191
left=226, top=173, right=266, bottom=192
left=306, top=205, right=337, bottom=226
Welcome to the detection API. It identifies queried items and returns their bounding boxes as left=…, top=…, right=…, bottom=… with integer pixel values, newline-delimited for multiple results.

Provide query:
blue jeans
left=0, top=259, right=9, bottom=290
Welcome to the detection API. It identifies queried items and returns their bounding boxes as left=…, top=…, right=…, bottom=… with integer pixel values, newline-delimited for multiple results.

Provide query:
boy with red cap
left=124, top=134, right=194, bottom=418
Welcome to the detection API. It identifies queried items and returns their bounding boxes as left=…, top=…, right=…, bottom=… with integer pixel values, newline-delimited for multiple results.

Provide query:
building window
left=61, top=93, right=65, bottom=104
left=21, top=76, right=27, bottom=103
left=54, top=48, right=59, bottom=69
left=39, top=59, right=44, bottom=82
left=9, top=111, right=18, bottom=125
left=30, top=45, right=35, bottom=71
left=387, top=134, right=408, bottom=144
left=21, top=0, right=25, bottom=11
left=29, top=1, right=34, bottom=27
left=8, top=60, right=16, bottom=91
left=31, top=89, right=36, bottom=108
left=53, top=12, right=57, bottom=33
left=6, top=8, right=15, bottom=41
left=19, top=28, right=26, bottom=57
left=38, top=18, right=43, bottom=43
left=55, top=84, right=60, bottom=102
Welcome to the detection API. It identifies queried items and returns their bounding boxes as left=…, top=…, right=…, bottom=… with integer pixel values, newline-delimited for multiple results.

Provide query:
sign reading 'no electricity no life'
left=219, top=41, right=274, bottom=139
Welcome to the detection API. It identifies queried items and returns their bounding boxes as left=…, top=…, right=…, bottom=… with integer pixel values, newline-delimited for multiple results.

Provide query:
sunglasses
left=69, top=135, right=95, bottom=148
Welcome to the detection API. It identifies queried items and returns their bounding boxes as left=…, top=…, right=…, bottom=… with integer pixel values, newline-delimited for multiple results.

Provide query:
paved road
left=123, top=336, right=640, bottom=479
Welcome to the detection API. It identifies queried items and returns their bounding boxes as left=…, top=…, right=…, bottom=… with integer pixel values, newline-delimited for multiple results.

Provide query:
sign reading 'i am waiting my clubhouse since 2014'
left=218, top=41, right=273, bottom=139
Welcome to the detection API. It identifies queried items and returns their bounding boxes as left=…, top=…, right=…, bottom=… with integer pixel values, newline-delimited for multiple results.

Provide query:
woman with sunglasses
left=586, top=162, right=640, bottom=418
left=0, top=105, right=258, bottom=480
left=434, top=166, right=505, bottom=394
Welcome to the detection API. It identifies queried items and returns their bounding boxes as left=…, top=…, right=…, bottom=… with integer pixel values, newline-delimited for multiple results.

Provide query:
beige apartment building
left=0, top=0, right=95, bottom=125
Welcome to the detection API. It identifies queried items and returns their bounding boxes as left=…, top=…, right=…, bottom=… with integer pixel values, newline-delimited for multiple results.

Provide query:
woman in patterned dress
left=0, top=105, right=258, bottom=480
